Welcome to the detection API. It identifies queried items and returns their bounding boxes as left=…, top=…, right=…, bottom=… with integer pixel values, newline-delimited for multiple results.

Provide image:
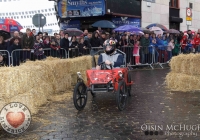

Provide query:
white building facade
left=141, top=0, right=200, bottom=31
left=0, top=0, right=59, bottom=35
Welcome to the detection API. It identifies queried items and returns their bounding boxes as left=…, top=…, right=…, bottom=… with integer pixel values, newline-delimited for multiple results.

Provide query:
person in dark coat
left=22, top=28, right=34, bottom=61
left=60, top=32, right=69, bottom=58
left=99, top=32, right=106, bottom=46
left=0, top=35, right=9, bottom=65
left=90, top=31, right=101, bottom=55
left=84, top=32, right=92, bottom=49
left=140, top=34, right=150, bottom=64
left=7, top=37, right=21, bottom=66
left=78, top=37, right=87, bottom=56
left=33, top=36, right=45, bottom=60
left=50, top=39, right=61, bottom=58
left=0, top=53, right=5, bottom=67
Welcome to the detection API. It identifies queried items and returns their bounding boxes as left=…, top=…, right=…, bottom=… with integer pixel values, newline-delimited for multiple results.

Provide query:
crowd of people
left=0, top=27, right=200, bottom=67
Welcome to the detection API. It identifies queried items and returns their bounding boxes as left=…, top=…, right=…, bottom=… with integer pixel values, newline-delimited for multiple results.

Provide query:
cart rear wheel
left=127, top=72, right=132, bottom=96
left=116, top=80, right=128, bottom=111
left=73, top=82, right=87, bottom=111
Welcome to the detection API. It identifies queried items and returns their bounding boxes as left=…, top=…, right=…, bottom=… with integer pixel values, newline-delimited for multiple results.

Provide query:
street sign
left=186, top=17, right=192, bottom=21
left=32, top=14, right=46, bottom=27
left=186, top=8, right=192, bottom=17
left=186, top=8, right=192, bottom=27
left=186, top=21, right=191, bottom=25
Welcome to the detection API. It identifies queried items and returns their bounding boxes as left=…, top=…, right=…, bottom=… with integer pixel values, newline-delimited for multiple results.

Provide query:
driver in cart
left=96, top=39, right=124, bottom=70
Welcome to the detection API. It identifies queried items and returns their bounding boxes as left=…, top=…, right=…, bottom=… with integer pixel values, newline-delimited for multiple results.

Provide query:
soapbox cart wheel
left=73, top=82, right=87, bottom=111
left=116, top=80, right=128, bottom=111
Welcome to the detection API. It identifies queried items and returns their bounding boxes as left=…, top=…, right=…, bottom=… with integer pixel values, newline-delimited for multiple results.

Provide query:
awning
left=169, top=16, right=183, bottom=23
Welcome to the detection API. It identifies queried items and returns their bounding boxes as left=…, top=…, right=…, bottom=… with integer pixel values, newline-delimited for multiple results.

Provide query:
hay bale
left=0, top=55, right=94, bottom=115
left=170, top=54, right=200, bottom=75
left=166, top=72, right=200, bottom=92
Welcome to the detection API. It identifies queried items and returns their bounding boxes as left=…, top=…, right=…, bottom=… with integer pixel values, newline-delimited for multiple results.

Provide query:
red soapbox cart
left=73, top=49, right=133, bottom=111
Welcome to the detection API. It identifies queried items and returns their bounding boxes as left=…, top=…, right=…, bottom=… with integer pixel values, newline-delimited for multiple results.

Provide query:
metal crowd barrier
left=11, top=48, right=68, bottom=66
left=118, top=46, right=170, bottom=69
left=0, top=50, right=10, bottom=66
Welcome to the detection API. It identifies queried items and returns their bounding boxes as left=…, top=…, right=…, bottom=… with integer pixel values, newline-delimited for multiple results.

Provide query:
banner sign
left=58, top=0, right=105, bottom=18
left=112, top=17, right=141, bottom=28
left=60, top=20, right=80, bottom=29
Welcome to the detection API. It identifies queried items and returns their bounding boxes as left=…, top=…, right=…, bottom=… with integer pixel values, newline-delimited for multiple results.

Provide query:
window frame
left=169, top=0, right=179, bottom=9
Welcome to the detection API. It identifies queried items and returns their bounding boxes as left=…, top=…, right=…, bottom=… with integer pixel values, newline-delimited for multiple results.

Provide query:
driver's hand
left=96, top=65, right=100, bottom=70
left=105, top=60, right=111, bottom=65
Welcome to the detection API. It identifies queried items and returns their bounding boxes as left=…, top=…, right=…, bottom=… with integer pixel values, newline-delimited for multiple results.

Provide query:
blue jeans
left=167, top=51, right=172, bottom=61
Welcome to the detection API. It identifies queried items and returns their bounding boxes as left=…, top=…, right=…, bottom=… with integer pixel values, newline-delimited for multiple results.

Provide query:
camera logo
left=0, top=102, right=31, bottom=134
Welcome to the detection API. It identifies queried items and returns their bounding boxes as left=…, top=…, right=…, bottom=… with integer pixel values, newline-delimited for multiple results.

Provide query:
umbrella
left=146, top=23, right=168, bottom=31
left=64, top=28, right=83, bottom=37
left=139, top=27, right=153, bottom=34
left=114, top=25, right=141, bottom=32
left=166, top=29, right=180, bottom=34
left=0, top=30, right=11, bottom=40
left=92, top=20, right=116, bottom=28
left=149, top=27, right=163, bottom=36
left=0, top=18, right=23, bottom=32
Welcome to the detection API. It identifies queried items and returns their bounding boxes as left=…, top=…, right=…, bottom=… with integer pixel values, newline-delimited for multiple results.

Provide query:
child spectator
left=78, top=37, right=87, bottom=56
left=33, top=37, right=45, bottom=60
left=167, top=39, right=174, bottom=62
left=133, top=41, right=141, bottom=65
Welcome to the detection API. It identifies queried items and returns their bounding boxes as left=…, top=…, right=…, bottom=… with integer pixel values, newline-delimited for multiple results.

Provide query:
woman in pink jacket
left=167, top=39, right=174, bottom=62
left=133, top=41, right=141, bottom=65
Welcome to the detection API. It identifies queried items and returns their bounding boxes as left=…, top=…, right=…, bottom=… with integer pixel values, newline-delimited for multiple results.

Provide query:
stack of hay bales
left=0, top=55, right=94, bottom=115
left=166, top=54, right=200, bottom=91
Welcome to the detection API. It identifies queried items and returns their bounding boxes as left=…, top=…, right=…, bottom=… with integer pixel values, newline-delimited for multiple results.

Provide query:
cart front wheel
left=73, top=82, right=87, bottom=111
left=116, top=80, right=128, bottom=111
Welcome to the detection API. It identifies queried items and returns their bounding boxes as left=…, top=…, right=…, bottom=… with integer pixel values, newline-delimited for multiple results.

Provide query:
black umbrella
left=64, top=28, right=83, bottom=37
left=0, top=30, right=11, bottom=40
left=92, top=20, right=116, bottom=28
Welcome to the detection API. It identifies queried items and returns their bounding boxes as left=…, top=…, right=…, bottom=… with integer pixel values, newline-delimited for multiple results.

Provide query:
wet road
left=1, top=68, right=200, bottom=140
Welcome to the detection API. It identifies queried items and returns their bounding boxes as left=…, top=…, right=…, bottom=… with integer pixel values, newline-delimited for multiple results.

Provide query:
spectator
left=43, top=36, right=51, bottom=56
left=0, top=53, right=5, bottom=67
left=10, top=31, right=22, bottom=45
left=129, top=34, right=134, bottom=46
left=180, top=36, right=187, bottom=53
left=60, top=32, right=69, bottom=57
left=70, top=36, right=78, bottom=49
left=149, top=39, right=159, bottom=63
left=185, top=39, right=192, bottom=53
left=194, top=34, right=200, bottom=53
left=84, top=32, right=92, bottom=49
left=22, top=28, right=34, bottom=61
left=173, top=37, right=181, bottom=56
left=187, top=30, right=193, bottom=40
left=133, top=40, right=141, bottom=65
left=116, top=40, right=122, bottom=50
left=7, top=37, right=21, bottom=66
left=50, top=39, right=60, bottom=58
left=55, top=34, right=61, bottom=46
left=78, top=37, right=87, bottom=56
left=90, top=31, right=101, bottom=55
left=38, top=32, right=43, bottom=41
left=140, top=34, right=150, bottom=64
left=99, top=32, right=106, bottom=46
left=167, top=39, right=174, bottom=62
left=59, top=30, right=65, bottom=39
left=121, top=34, right=128, bottom=46
left=33, top=36, right=45, bottom=60
left=83, top=29, right=88, bottom=40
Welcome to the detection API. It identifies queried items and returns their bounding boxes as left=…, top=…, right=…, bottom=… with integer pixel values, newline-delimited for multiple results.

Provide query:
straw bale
left=170, top=54, right=200, bottom=75
left=166, top=72, right=200, bottom=92
left=8, top=89, right=49, bottom=115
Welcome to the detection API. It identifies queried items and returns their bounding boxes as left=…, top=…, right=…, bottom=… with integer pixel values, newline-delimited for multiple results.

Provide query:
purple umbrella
left=114, top=25, right=141, bottom=32
left=166, top=29, right=180, bottom=34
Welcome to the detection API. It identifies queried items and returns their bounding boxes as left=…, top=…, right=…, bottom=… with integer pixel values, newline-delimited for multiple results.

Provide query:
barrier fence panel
left=68, top=48, right=79, bottom=58
left=90, top=47, right=104, bottom=56
left=157, top=46, right=169, bottom=68
left=0, top=50, right=10, bottom=66
left=60, top=48, right=68, bottom=58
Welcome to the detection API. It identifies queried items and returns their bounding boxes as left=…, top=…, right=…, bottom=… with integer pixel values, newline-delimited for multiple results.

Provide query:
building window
left=25, top=11, right=28, bottom=14
left=22, top=12, right=24, bottom=15
left=6, top=13, right=8, bottom=16
left=189, top=3, right=193, bottom=9
left=29, top=11, right=31, bottom=14
left=19, top=12, right=21, bottom=15
left=21, top=16, right=23, bottom=18
left=45, top=9, right=47, bottom=12
left=170, top=0, right=179, bottom=8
